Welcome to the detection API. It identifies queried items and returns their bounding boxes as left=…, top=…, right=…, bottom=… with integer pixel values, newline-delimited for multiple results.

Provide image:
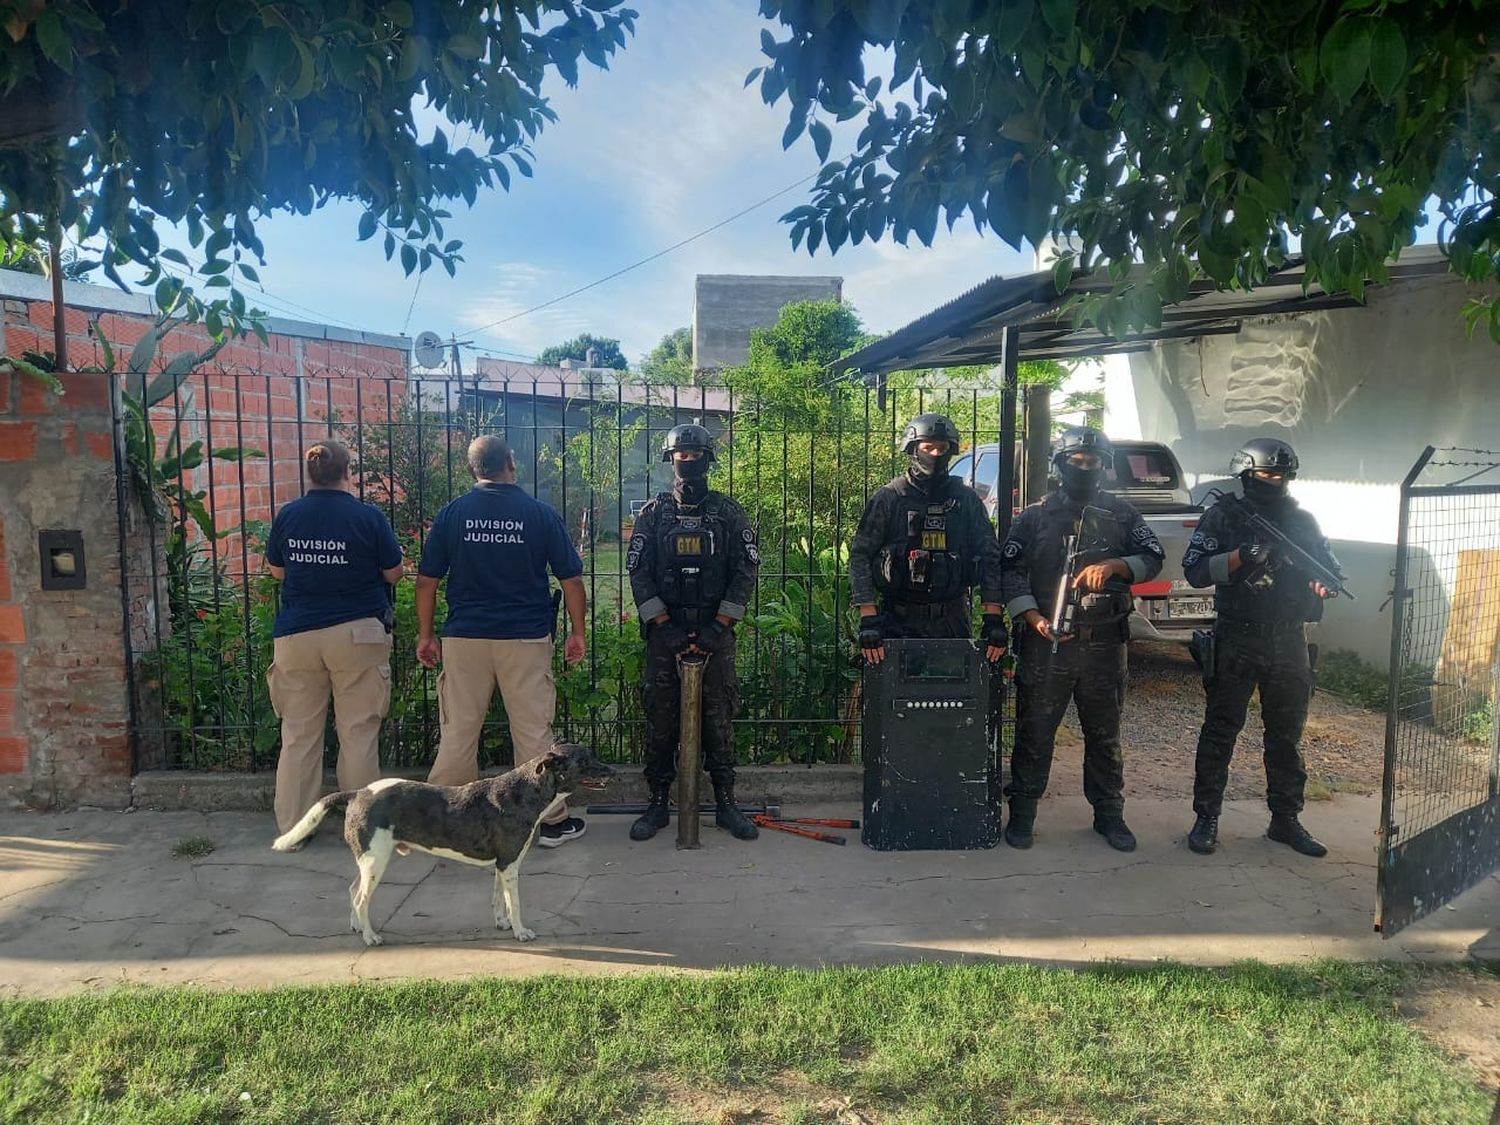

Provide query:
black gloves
left=1241, top=541, right=1275, bottom=568
left=653, top=619, right=694, bottom=653
left=857, top=617, right=884, bottom=651
left=981, top=613, right=1009, bottom=654
left=695, top=618, right=729, bottom=648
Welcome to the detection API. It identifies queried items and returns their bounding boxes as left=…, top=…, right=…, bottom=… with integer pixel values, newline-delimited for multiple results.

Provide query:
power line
left=466, top=169, right=821, bottom=336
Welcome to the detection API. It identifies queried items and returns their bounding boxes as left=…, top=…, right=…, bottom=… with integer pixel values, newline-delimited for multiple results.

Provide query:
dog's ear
left=535, top=748, right=566, bottom=773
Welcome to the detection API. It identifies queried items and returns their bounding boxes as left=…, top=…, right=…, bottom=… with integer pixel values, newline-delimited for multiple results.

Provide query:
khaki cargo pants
left=427, top=636, right=567, bottom=824
left=268, top=617, right=392, bottom=832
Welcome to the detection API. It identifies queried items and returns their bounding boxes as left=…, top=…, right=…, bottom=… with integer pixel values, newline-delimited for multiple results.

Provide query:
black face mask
left=673, top=456, right=710, bottom=504
left=1243, top=475, right=1288, bottom=512
left=1057, top=461, right=1103, bottom=501
left=908, top=450, right=952, bottom=485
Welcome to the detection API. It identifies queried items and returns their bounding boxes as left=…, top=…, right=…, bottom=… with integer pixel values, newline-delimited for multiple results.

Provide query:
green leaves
left=33, top=9, right=72, bottom=71
left=1320, top=17, right=1371, bottom=106
left=755, top=0, right=1499, bottom=341
left=1, top=1, right=639, bottom=344
left=1367, top=19, right=1407, bottom=103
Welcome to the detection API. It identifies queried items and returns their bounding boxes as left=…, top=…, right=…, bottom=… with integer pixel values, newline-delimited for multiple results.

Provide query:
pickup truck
left=949, top=439, right=1213, bottom=642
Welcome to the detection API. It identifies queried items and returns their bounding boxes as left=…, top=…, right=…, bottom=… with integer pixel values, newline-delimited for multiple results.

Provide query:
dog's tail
left=271, top=791, right=357, bottom=851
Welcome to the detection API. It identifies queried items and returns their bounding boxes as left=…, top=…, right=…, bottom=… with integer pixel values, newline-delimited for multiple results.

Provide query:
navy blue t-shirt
left=266, top=491, right=403, bottom=637
left=419, top=482, right=583, bottom=639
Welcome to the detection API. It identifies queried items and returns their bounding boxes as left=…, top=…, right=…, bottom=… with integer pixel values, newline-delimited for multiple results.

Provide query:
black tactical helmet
left=1052, top=426, right=1114, bottom=467
left=1229, top=437, right=1298, bottom=479
left=900, top=413, right=962, bottom=454
left=660, top=423, right=716, bottom=463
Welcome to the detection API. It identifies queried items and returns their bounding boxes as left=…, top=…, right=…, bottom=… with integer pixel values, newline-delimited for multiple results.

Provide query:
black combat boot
left=629, top=784, right=672, bottom=842
left=1093, top=813, right=1137, bottom=852
left=1004, top=806, right=1035, bottom=849
left=1187, top=814, right=1219, bottom=855
left=1266, top=814, right=1327, bottom=857
left=712, top=778, right=759, bottom=840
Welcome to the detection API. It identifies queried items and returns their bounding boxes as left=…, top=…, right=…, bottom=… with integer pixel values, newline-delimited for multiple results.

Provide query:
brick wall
left=0, top=269, right=410, bottom=802
left=0, top=366, right=133, bottom=807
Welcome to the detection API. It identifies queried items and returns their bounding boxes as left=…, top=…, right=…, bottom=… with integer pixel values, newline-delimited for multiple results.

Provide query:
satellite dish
left=414, top=330, right=446, bottom=369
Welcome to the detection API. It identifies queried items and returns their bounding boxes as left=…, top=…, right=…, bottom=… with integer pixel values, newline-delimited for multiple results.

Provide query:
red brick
left=0, top=421, right=38, bottom=461
left=0, top=651, right=15, bottom=688
left=0, top=605, right=24, bottom=643
left=3, top=327, right=45, bottom=360
left=18, top=373, right=57, bottom=415
left=0, top=691, right=14, bottom=733
left=84, top=432, right=114, bottom=461
left=0, top=518, right=8, bottom=602
left=56, top=372, right=113, bottom=412
left=0, top=735, right=26, bottom=774
left=0, top=372, right=9, bottom=414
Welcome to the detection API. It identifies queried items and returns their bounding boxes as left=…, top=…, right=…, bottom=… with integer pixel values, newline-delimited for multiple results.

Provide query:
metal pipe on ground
left=587, top=804, right=782, bottom=817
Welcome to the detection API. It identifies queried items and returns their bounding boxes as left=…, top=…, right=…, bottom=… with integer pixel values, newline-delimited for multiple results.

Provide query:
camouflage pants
left=641, top=623, right=739, bottom=789
left=1192, top=625, right=1311, bottom=818
left=1006, top=623, right=1128, bottom=816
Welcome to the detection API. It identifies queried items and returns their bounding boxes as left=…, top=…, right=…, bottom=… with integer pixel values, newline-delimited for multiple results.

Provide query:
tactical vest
left=1026, top=494, right=1136, bottom=622
left=1212, top=500, right=1325, bottom=625
left=651, top=493, right=732, bottom=611
left=874, top=476, right=973, bottom=603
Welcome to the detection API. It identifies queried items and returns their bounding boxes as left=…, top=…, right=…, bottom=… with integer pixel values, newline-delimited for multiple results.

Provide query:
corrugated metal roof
left=838, top=244, right=1453, bottom=376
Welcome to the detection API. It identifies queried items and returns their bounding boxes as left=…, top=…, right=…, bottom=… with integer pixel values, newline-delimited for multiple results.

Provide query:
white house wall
left=1117, top=273, right=1500, bottom=668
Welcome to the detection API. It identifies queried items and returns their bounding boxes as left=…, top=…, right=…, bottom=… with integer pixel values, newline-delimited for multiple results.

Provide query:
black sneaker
left=537, top=817, right=587, bottom=848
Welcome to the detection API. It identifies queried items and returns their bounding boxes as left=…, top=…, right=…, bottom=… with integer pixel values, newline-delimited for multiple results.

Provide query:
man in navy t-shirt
left=416, top=435, right=589, bottom=846
left=264, top=439, right=405, bottom=834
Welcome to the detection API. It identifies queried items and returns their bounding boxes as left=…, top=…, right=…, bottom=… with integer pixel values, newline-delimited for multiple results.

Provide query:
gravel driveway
left=1048, top=641, right=1386, bottom=804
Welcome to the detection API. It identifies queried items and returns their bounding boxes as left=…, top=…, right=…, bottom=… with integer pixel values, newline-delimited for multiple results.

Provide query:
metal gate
left=115, top=364, right=1022, bottom=775
left=1377, top=445, right=1500, bottom=935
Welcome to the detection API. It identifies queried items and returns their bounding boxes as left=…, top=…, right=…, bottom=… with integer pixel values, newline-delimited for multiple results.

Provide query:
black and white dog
left=272, top=743, right=613, bottom=945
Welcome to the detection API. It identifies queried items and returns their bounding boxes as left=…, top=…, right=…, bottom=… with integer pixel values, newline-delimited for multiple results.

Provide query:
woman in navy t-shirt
left=264, top=439, right=405, bottom=837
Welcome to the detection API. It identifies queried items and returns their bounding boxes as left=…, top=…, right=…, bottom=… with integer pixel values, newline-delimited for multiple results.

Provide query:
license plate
left=1167, top=598, right=1214, bottom=619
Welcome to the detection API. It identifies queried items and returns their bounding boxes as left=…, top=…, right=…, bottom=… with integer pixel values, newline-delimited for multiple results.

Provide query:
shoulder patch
left=1002, top=539, right=1023, bottom=560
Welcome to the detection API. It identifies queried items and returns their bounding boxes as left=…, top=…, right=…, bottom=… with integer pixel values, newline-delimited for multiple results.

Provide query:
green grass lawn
left=1, top=962, right=1493, bottom=1124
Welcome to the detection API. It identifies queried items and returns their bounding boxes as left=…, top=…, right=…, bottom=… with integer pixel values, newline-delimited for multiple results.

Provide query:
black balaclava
left=908, top=448, right=953, bottom=487
left=1057, top=458, right=1103, bottom=502
left=673, top=456, right=711, bottom=505
left=1242, top=473, right=1289, bottom=513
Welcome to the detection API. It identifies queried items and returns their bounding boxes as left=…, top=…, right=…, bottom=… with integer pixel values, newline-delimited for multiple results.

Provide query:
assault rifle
left=1049, top=532, right=1081, bottom=654
left=1227, top=494, right=1356, bottom=601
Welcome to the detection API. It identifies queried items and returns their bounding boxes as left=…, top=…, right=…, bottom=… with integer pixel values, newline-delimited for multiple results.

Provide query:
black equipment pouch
left=550, top=588, right=563, bottom=640
left=381, top=585, right=396, bottom=634
left=1190, top=628, right=1216, bottom=687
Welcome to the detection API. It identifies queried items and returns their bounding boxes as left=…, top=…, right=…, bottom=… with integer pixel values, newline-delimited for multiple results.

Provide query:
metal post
left=676, top=652, right=709, bottom=849
left=996, top=326, right=1020, bottom=541
left=1376, top=444, right=1433, bottom=932
left=1023, top=382, right=1051, bottom=505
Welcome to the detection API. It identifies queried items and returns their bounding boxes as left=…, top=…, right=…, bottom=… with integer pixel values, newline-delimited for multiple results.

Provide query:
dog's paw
left=512, top=926, right=537, bottom=943
left=362, top=931, right=384, bottom=947
left=495, top=914, right=512, bottom=931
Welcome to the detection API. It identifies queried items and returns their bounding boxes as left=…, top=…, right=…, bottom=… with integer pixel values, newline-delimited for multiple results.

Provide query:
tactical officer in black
left=849, top=413, right=1008, bottom=664
left=1000, top=427, right=1164, bottom=852
left=627, top=424, right=761, bottom=842
left=1183, top=438, right=1341, bottom=858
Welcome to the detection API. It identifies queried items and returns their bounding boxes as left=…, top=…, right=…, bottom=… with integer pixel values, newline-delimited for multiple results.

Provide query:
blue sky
left=200, top=1, right=1035, bottom=365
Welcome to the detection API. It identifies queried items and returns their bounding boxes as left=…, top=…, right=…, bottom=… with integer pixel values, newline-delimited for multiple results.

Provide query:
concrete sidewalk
left=0, top=794, right=1495, bottom=998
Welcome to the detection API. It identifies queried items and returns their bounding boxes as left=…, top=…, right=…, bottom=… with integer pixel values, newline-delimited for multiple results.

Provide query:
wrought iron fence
left=1377, top=445, right=1500, bottom=935
left=116, top=367, right=1018, bottom=774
